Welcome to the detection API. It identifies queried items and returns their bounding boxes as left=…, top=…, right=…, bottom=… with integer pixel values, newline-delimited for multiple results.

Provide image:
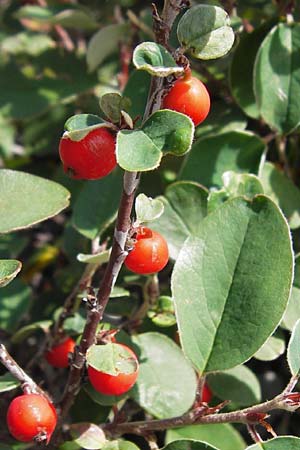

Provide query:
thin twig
left=0, top=343, right=46, bottom=397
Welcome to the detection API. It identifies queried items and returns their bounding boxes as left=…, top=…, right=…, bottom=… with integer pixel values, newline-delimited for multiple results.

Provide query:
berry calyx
left=162, top=69, right=210, bottom=126
left=45, top=337, right=76, bottom=368
left=87, top=343, right=139, bottom=396
left=7, top=394, right=57, bottom=443
left=124, top=226, right=169, bottom=275
left=202, top=383, right=212, bottom=403
left=59, top=127, right=117, bottom=180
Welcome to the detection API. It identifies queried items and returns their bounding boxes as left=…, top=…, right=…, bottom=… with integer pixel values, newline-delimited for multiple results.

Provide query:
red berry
left=87, top=344, right=139, bottom=396
left=45, top=337, right=76, bottom=368
left=59, top=127, right=117, bottom=180
left=202, top=383, right=212, bottom=403
left=125, top=226, right=169, bottom=275
left=7, top=394, right=57, bottom=443
left=163, top=69, right=210, bottom=126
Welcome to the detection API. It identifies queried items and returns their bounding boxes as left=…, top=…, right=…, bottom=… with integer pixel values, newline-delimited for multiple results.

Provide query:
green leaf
left=123, top=70, right=151, bottom=126
left=246, top=436, right=300, bottom=449
left=117, top=130, right=162, bottom=172
left=254, top=23, right=300, bottom=134
left=0, top=279, right=31, bottom=332
left=208, top=365, right=261, bottom=406
left=195, top=101, right=247, bottom=139
left=208, top=172, right=264, bottom=213
left=0, top=52, right=99, bottom=120
left=0, top=169, right=70, bottom=233
left=77, top=250, right=111, bottom=265
left=11, top=320, right=52, bottom=344
left=87, top=24, right=130, bottom=72
left=1, top=31, right=55, bottom=56
left=163, top=440, right=219, bottom=450
left=171, top=196, right=293, bottom=373
left=103, top=441, right=140, bottom=450
left=254, top=331, right=285, bottom=361
left=64, top=114, right=111, bottom=141
left=287, top=319, right=300, bottom=376
left=166, top=424, right=245, bottom=450
left=131, top=333, right=197, bottom=419
left=230, top=20, right=276, bottom=119
left=180, top=131, right=265, bottom=188
left=116, top=110, right=194, bottom=172
left=15, top=5, right=56, bottom=22
left=87, top=343, right=138, bottom=376
left=260, top=162, right=300, bottom=229
left=0, top=373, right=20, bottom=393
left=281, top=286, right=300, bottom=332
left=177, top=5, right=235, bottom=60
left=70, top=423, right=106, bottom=450
left=72, top=169, right=123, bottom=240
left=100, top=94, right=131, bottom=123
left=85, top=383, right=127, bottom=407
left=52, top=9, right=98, bottom=30
left=135, top=194, right=164, bottom=224
left=148, top=296, right=177, bottom=327
left=0, top=259, right=22, bottom=288
left=0, top=115, right=16, bottom=158
left=152, top=182, right=208, bottom=260
left=133, top=42, right=183, bottom=77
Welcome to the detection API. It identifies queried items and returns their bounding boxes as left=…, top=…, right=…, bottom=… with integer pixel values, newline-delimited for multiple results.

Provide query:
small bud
left=279, top=392, right=300, bottom=411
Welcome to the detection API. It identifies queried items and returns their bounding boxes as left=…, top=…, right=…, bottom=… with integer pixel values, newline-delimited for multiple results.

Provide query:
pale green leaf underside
left=177, top=5, right=234, bottom=60
left=152, top=182, right=208, bottom=260
left=70, top=422, right=106, bottom=450
left=131, top=333, right=197, bottom=419
left=0, top=169, right=70, bottom=233
left=172, top=196, right=293, bottom=373
left=166, top=423, right=245, bottom=450
left=254, top=23, right=300, bottom=134
left=135, top=194, right=164, bottom=224
left=0, top=259, right=22, bottom=288
left=287, top=319, right=300, bottom=376
left=0, top=373, right=20, bottom=393
left=87, top=343, right=138, bottom=376
left=246, top=436, right=300, bottom=450
left=133, top=42, right=183, bottom=76
left=254, top=332, right=285, bottom=361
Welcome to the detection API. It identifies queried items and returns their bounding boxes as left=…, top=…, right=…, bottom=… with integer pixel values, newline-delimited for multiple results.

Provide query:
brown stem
left=58, top=0, right=185, bottom=426
left=102, top=377, right=300, bottom=436
left=0, top=343, right=47, bottom=398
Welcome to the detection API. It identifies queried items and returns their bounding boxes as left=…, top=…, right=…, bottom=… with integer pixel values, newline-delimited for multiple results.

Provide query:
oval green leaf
left=260, top=162, right=300, bottom=229
left=0, top=373, right=20, bottom=393
left=135, top=194, right=164, bottom=224
left=0, top=279, right=32, bottom=332
left=180, top=131, right=265, bottom=188
left=152, top=182, right=208, bottom=260
left=0, top=169, right=70, bottom=233
left=163, top=440, right=219, bottom=450
left=254, top=331, right=285, bottom=362
left=87, top=24, right=130, bottom=72
left=171, top=196, right=293, bottom=373
left=87, top=343, right=138, bottom=376
left=103, top=441, right=140, bottom=450
left=131, top=332, right=197, bottom=419
left=207, top=365, right=261, bottom=407
left=287, top=319, right=300, bottom=376
left=177, top=5, right=234, bottom=60
left=166, top=423, right=245, bottom=450
left=133, top=42, right=183, bottom=77
left=254, top=23, right=300, bottom=134
left=230, top=19, right=276, bottom=119
left=72, top=169, right=123, bottom=240
left=70, top=423, right=106, bottom=450
left=247, top=436, right=300, bottom=450
left=0, top=259, right=22, bottom=288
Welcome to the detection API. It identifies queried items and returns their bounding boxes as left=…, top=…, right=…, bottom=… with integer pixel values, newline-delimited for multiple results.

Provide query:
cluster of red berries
left=58, top=69, right=210, bottom=182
